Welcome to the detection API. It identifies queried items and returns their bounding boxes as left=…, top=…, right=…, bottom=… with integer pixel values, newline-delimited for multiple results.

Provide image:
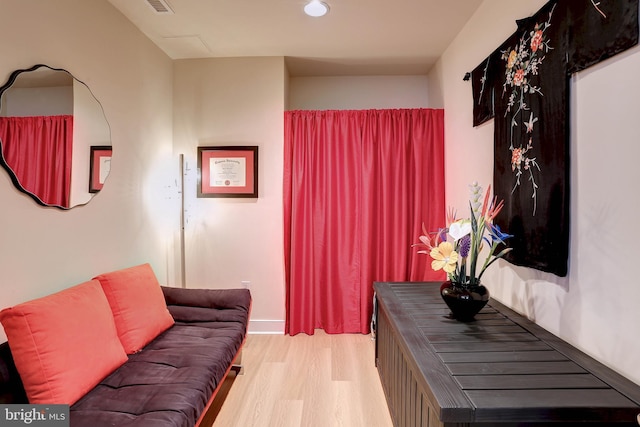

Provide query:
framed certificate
left=197, top=146, right=258, bottom=198
left=89, top=146, right=112, bottom=193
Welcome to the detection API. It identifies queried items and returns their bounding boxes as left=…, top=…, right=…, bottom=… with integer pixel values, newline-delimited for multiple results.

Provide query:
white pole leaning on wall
left=179, top=153, right=187, bottom=289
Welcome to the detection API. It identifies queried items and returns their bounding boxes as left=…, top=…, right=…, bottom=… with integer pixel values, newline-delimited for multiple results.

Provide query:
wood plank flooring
left=210, top=331, right=394, bottom=427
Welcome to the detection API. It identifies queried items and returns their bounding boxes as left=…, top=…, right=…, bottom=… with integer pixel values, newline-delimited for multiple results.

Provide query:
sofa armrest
left=0, top=342, right=27, bottom=404
left=161, top=286, right=251, bottom=313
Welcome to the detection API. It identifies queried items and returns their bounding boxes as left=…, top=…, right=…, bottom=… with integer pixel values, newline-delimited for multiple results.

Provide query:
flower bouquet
left=414, top=182, right=512, bottom=320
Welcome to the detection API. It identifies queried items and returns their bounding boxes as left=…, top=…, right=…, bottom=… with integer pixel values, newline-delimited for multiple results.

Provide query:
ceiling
left=106, top=0, right=483, bottom=76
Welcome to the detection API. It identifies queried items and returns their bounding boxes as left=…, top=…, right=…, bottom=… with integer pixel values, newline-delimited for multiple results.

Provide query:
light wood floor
left=211, top=331, right=394, bottom=427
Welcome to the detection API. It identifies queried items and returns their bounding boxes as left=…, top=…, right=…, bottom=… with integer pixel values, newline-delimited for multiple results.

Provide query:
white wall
left=173, top=57, right=287, bottom=333
left=0, top=0, right=176, bottom=341
left=289, top=75, right=429, bottom=110
left=3, top=86, right=73, bottom=116
left=430, top=0, right=640, bottom=385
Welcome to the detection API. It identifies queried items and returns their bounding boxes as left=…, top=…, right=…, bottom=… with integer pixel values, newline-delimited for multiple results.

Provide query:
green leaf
left=469, top=202, right=478, bottom=233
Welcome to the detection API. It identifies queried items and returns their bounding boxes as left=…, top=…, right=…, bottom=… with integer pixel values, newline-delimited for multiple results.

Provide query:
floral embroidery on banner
left=477, top=57, right=491, bottom=105
left=501, top=4, right=555, bottom=216
left=590, top=0, right=607, bottom=18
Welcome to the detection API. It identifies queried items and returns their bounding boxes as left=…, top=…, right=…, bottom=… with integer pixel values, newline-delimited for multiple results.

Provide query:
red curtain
left=0, top=115, right=73, bottom=207
left=283, top=109, right=445, bottom=335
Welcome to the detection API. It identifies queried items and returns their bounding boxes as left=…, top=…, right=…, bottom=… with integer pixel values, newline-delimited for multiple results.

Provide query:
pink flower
left=531, top=30, right=543, bottom=52
left=445, top=207, right=457, bottom=227
left=511, top=148, right=523, bottom=171
left=513, top=69, right=525, bottom=86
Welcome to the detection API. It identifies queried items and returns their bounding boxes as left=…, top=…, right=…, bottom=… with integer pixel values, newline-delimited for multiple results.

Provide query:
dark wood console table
left=373, top=282, right=640, bottom=426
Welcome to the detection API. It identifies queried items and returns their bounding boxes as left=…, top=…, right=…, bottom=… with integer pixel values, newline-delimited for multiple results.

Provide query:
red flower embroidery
left=530, top=30, right=543, bottom=52
left=513, top=69, right=525, bottom=86
left=511, top=148, right=523, bottom=171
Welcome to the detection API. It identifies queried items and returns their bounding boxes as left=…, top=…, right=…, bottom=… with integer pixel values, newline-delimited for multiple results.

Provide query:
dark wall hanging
left=469, top=0, right=639, bottom=276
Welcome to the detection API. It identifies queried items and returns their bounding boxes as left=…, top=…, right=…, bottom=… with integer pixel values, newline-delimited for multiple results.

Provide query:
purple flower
left=437, top=228, right=448, bottom=243
left=458, top=235, right=471, bottom=258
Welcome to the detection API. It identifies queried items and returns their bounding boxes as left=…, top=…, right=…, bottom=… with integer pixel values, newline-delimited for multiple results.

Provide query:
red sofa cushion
left=0, top=280, right=128, bottom=404
left=94, top=264, right=174, bottom=354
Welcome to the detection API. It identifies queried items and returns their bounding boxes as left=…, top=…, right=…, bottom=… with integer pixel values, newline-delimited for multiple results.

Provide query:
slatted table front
left=373, top=282, right=640, bottom=427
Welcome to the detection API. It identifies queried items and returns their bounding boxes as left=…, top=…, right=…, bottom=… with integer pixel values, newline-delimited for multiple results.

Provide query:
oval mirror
left=0, top=64, right=111, bottom=209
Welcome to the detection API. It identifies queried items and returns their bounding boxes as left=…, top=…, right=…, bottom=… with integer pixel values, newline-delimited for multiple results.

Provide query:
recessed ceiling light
left=304, top=0, right=329, bottom=17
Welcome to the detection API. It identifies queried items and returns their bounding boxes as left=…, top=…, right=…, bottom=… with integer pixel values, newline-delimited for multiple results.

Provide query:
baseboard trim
left=248, top=319, right=285, bottom=334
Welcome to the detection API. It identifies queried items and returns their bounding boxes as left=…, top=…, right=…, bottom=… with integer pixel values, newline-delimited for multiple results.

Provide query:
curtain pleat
left=0, top=115, right=73, bottom=208
left=284, top=109, right=445, bottom=335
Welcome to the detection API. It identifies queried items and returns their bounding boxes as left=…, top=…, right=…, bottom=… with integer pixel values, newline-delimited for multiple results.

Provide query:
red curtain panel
left=0, top=115, right=73, bottom=208
left=283, top=109, right=445, bottom=335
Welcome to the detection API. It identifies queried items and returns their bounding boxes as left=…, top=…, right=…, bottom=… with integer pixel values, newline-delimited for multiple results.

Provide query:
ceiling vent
left=145, top=0, right=174, bottom=14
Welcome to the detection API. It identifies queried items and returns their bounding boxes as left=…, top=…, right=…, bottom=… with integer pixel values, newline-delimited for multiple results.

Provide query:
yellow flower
left=430, top=242, right=459, bottom=274
left=507, top=50, right=518, bottom=69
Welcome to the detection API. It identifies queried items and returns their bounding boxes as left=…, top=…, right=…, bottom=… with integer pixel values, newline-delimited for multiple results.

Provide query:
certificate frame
left=89, top=145, right=112, bottom=193
left=197, top=146, right=258, bottom=198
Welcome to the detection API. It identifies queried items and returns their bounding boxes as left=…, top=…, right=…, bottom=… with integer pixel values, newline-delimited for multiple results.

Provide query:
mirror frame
left=0, top=64, right=111, bottom=209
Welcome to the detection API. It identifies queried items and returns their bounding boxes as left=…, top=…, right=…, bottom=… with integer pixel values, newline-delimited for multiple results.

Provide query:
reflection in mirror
left=0, top=64, right=111, bottom=209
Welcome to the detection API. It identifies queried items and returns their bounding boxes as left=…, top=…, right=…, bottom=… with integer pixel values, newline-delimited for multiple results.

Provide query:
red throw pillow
left=94, top=263, right=174, bottom=354
left=0, top=280, right=128, bottom=404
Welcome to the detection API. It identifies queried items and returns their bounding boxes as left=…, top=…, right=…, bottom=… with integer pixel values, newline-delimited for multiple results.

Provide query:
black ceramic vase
left=440, top=281, right=490, bottom=321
